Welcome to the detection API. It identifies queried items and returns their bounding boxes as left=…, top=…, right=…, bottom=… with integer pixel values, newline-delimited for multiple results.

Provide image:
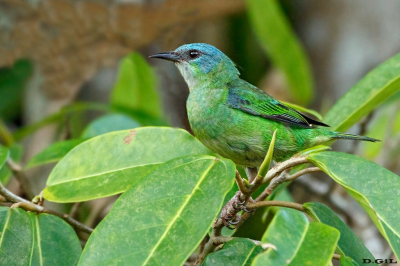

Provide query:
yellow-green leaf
left=324, top=53, right=400, bottom=132
left=79, top=155, right=235, bottom=266
left=44, top=127, right=213, bottom=202
left=308, top=151, right=400, bottom=260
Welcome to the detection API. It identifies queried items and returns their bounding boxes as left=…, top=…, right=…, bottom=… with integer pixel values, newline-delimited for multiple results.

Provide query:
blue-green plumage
left=150, top=43, right=378, bottom=167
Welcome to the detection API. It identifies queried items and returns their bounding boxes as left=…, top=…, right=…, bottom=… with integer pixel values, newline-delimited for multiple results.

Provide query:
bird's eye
left=189, top=50, right=200, bottom=59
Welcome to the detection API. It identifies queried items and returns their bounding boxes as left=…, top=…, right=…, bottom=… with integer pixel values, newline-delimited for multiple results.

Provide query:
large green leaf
left=26, top=139, right=86, bottom=169
left=252, top=209, right=339, bottom=266
left=203, top=238, right=263, bottom=266
left=247, top=0, right=313, bottom=104
left=0, top=145, right=9, bottom=170
left=81, top=113, right=140, bottom=138
left=44, top=127, right=213, bottom=202
left=111, top=52, right=161, bottom=118
left=0, top=207, right=81, bottom=266
left=79, top=155, right=235, bottom=266
left=303, top=202, right=374, bottom=264
left=308, top=151, right=400, bottom=260
left=324, top=53, right=400, bottom=132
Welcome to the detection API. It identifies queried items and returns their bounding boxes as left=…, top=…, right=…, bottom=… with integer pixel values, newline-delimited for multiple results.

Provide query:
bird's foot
left=222, top=213, right=241, bottom=230
left=233, top=192, right=255, bottom=214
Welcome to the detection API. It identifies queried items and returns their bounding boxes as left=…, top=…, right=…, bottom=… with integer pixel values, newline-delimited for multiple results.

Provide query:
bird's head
left=150, top=43, right=239, bottom=90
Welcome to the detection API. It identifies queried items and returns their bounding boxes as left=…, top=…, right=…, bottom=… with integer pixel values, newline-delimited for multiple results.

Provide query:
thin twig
left=332, top=254, right=341, bottom=260
left=194, top=155, right=310, bottom=265
left=285, top=167, right=321, bottom=181
left=6, top=158, right=35, bottom=199
left=11, top=202, right=93, bottom=234
left=246, top=200, right=305, bottom=212
left=212, top=236, right=261, bottom=246
left=0, top=182, right=93, bottom=234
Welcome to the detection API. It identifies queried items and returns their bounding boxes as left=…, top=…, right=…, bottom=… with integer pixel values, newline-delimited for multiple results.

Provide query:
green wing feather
left=226, top=80, right=329, bottom=128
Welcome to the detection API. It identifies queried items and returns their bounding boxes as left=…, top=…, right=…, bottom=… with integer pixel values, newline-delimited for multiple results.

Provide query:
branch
left=194, top=155, right=310, bottom=265
left=6, top=158, right=35, bottom=199
left=263, top=156, right=309, bottom=183
left=0, top=182, right=93, bottom=234
left=246, top=200, right=305, bottom=212
left=285, top=167, right=321, bottom=181
left=235, top=170, right=249, bottom=194
left=332, top=254, right=341, bottom=260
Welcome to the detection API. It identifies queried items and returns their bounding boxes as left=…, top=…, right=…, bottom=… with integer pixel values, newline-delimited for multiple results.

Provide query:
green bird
left=150, top=43, right=378, bottom=175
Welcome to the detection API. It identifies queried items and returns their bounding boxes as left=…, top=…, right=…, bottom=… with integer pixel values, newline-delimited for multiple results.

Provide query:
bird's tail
left=332, top=132, right=380, bottom=142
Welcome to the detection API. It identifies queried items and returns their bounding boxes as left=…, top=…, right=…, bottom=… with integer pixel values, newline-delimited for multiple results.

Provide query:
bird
left=150, top=43, right=378, bottom=178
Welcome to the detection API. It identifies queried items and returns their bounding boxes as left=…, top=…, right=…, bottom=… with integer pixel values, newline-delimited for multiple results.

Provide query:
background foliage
left=1, top=0, right=400, bottom=265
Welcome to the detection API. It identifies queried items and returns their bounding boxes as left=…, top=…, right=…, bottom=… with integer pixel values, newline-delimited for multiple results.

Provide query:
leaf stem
left=0, top=182, right=93, bottom=234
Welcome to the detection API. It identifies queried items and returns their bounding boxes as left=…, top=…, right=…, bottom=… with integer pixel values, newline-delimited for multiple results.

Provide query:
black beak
left=149, top=52, right=180, bottom=62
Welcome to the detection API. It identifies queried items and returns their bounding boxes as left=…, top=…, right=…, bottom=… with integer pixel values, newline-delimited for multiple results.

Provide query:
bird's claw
left=222, top=213, right=241, bottom=229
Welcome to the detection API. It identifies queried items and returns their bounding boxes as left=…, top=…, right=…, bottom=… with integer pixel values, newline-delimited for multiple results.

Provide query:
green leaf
left=79, top=155, right=235, bottom=266
left=81, top=113, right=140, bottom=138
left=281, top=101, right=323, bottom=121
left=0, top=207, right=81, bottom=266
left=0, top=144, right=22, bottom=184
left=303, top=202, right=374, bottom=264
left=26, top=139, right=86, bottom=169
left=203, top=238, right=263, bottom=266
left=340, top=255, right=360, bottom=266
left=299, top=145, right=331, bottom=156
left=324, top=53, right=400, bottom=132
left=247, top=0, right=313, bottom=104
left=308, top=151, right=400, bottom=260
left=111, top=52, right=161, bottom=118
left=44, top=127, right=214, bottom=202
left=253, top=209, right=339, bottom=266
left=13, top=102, right=110, bottom=141
left=0, top=145, right=9, bottom=170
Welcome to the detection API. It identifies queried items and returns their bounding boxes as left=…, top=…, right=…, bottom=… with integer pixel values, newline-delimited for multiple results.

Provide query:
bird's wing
left=226, top=83, right=329, bottom=128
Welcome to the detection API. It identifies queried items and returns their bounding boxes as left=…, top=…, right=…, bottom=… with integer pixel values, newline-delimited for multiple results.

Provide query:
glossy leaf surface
left=0, top=207, right=81, bottom=266
left=203, top=238, right=263, bottom=266
left=79, top=155, right=235, bottom=266
left=308, top=151, right=400, bottom=260
left=44, top=127, right=213, bottom=202
left=253, top=209, right=339, bottom=266
left=303, top=202, right=374, bottom=264
left=324, top=53, right=400, bottom=132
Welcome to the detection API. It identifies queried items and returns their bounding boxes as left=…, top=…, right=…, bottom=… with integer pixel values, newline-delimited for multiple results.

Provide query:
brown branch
left=235, top=170, right=249, bottom=194
left=11, top=202, right=93, bottom=234
left=332, top=254, right=341, bottom=260
left=246, top=200, right=305, bottom=212
left=194, top=155, right=310, bottom=265
left=285, top=167, right=321, bottom=181
left=0, top=182, right=93, bottom=234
